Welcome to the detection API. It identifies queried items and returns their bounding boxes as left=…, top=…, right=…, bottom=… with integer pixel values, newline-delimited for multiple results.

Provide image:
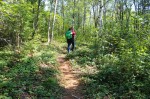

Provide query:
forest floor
left=57, top=54, right=85, bottom=99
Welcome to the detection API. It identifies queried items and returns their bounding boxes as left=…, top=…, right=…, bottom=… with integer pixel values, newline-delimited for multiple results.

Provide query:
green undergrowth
left=66, top=42, right=150, bottom=99
left=66, top=42, right=97, bottom=67
left=0, top=41, right=62, bottom=98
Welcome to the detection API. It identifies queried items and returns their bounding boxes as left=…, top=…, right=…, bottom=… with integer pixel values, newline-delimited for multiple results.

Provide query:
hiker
left=71, top=27, right=76, bottom=51
left=65, top=27, right=76, bottom=53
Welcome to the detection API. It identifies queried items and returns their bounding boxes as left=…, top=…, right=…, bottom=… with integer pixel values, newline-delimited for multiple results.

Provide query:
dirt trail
left=57, top=54, right=84, bottom=99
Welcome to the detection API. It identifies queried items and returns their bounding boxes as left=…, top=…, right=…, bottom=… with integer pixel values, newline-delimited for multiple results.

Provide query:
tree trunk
left=32, top=0, right=41, bottom=39
left=83, top=0, right=86, bottom=34
left=51, top=0, right=58, bottom=42
left=62, top=0, right=65, bottom=31
left=48, top=12, right=51, bottom=43
left=72, top=0, right=76, bottom=27
left=103, top=0, right=106, bottom=30
left=77, top=6, right=80, bottom=29
left=99, top=0, right=103, bottom=36
left=92, top=3, right=97, bottom=28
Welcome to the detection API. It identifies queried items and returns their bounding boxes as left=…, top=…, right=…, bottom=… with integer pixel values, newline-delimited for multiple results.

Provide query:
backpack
left=65, top=30, right=72, bottom=39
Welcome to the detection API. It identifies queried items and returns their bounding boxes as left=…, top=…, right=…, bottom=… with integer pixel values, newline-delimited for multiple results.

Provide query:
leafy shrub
left=0, top=42, right=61, bottom=98
left=85, top=51, right=150, bottom=99
left=66, top=45, right=96, bottom=66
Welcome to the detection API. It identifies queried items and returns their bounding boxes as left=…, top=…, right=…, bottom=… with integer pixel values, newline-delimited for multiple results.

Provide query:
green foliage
left=0, top=42, right=61, bottom=98
left=67, top=43, right=96, bottom=66
left=85, top=54, right=150, bottom=98
left=67, top=22, right=150, bottom=98
left=0, top=0, right=150, bottom=98
left=76, top=26, right=98, bottom=43
left=0, top=2, right=33, bottom=43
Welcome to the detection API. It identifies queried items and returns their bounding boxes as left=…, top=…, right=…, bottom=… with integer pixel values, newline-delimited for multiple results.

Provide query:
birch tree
left=51, top=0, right=58, bottom=42
left=47, top=0, right=53, bottom=43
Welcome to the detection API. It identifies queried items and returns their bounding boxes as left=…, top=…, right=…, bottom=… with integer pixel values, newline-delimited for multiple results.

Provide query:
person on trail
left=71, top=27, right=76, bottom=51
left=65, top=27, right=76, bottom=53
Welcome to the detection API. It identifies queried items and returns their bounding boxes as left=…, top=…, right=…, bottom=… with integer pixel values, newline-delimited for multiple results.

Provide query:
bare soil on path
left=57, top=54, right=84, bottom=99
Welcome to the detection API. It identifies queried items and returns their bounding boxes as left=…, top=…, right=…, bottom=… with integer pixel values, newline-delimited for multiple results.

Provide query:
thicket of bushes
left=0, top=41, right=61, bottom=98
left=67, top=24, right=150, bottom=98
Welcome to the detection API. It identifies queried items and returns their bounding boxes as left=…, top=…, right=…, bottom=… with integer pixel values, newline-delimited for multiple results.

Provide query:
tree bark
left=48, top=12, right=51, bottom=43
left=83, top=0, right=86, bottom=34
left=62, top=0, right=65, bottom=31
left=72, top=0, right=76, bottom=27
left=51, top=0, right=58, bottom=42
left=99, top=0, right=103, bottom=36
left=32, top=0, right=41, bottom=39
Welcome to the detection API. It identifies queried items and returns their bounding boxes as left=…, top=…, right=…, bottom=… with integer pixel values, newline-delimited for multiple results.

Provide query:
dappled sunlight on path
left=57, top=54, right=84, bottom=99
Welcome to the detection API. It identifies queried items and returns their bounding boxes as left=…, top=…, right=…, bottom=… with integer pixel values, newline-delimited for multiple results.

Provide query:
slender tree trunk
left=99, top=0, right=103, bottom=36
left=103, top=0, right=106, bottom=30
left=48, top=12, right=51, bottom=43
left=51, top=0, right=58, bottom=42
left=118, top=0, right=124, bottom=37
left=77, top=6, right=80, bottom=29
left=32, top=0, right=41, bottom=39
left=72, top=0, right=76, bottom=27
left=17, top=32, right=19, bottom=48
left=125, top=2, right=131, bottom=33
left=48, top=1, right=54, bottom=43
left=62, top=0, right=64, bottom=31
left=92, top=3, right=96, bottom=28
left=89, top=10, right=92, bottom=27
left=83, top=0, right=86, bottom=34
left=133, top=0, right=138, bottom=33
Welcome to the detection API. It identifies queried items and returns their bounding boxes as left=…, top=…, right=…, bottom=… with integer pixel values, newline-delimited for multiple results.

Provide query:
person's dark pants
left=71, top=38, right=75, bottom=51
left=67, top=38, right=74, bottom=53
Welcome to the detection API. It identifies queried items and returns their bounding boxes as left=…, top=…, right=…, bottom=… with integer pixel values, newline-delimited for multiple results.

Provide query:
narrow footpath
left=57, top=54, right=84, bottom=99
